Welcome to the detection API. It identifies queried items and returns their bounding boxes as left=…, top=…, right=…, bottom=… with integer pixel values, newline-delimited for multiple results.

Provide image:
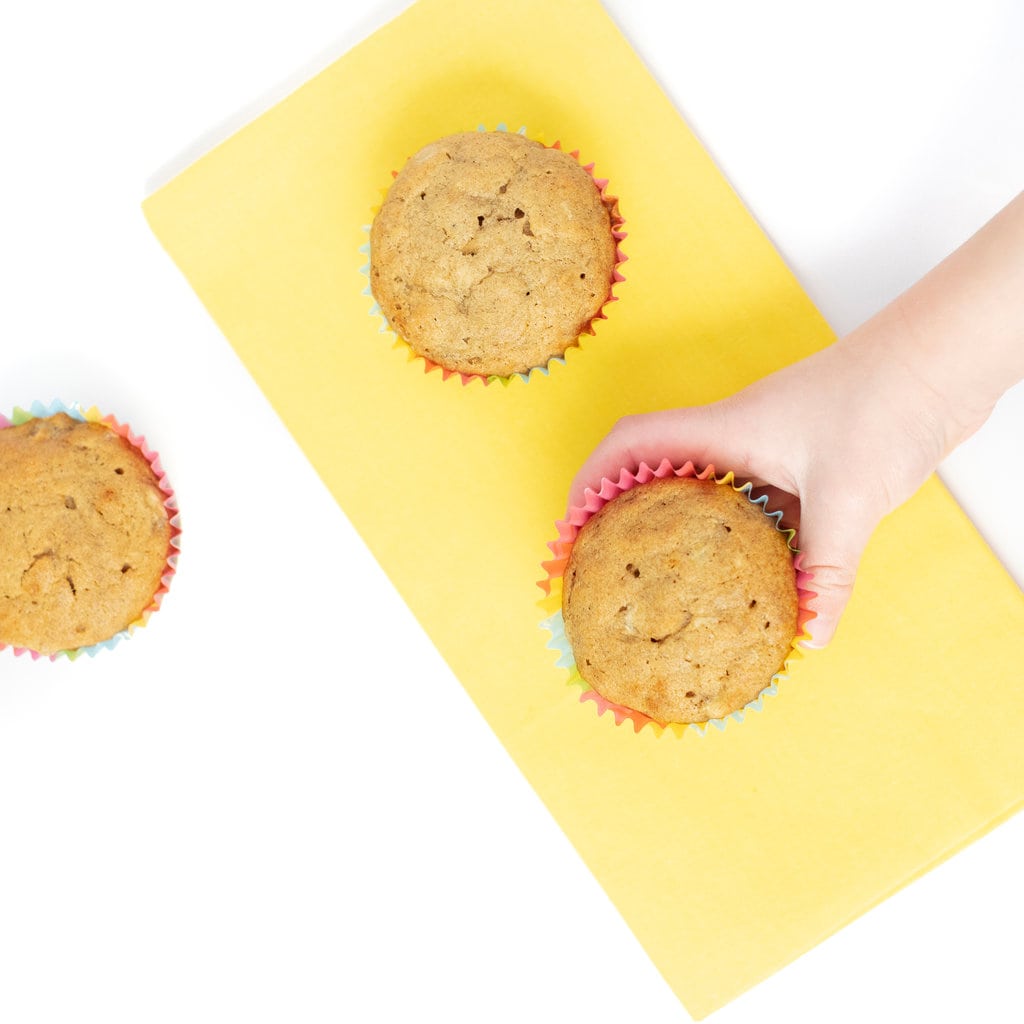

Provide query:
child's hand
left=570, top=328, right=949, bottom=646
left=570, top=192, right=1024, bottom=646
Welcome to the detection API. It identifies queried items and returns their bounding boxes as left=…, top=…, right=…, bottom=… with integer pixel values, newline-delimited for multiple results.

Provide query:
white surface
left=0, top=2, right=1021, bottom=1022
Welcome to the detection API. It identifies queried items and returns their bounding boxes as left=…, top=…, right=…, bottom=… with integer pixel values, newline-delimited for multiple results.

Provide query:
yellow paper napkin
left=143, top=0, right=1024, bottom=1015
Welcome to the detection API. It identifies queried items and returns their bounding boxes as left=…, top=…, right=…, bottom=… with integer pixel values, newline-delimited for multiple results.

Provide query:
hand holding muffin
left=571, top=190, right=1024, bottom=647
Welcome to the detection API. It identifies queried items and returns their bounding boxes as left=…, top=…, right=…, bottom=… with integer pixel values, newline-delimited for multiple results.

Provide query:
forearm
left=840, top=191, right=1024, bottom=455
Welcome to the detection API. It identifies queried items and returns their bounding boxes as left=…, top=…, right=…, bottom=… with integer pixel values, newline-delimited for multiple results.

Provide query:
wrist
left=874, top=192, right=1024, bottom=449
left=891, top=291, right=1002, bottom=448
left=841, top=296, right=996, bottom=459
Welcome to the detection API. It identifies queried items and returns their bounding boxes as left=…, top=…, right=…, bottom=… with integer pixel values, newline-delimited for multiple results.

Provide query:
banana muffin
left=370, top=131, right=617, bottom=378
left=562, top=476, right=798, bottom=724
left=0, top=412, right=173, bottom=655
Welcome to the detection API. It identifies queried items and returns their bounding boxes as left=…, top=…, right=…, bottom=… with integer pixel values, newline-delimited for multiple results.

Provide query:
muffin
left=0, top=412, right=174, bottom=656
left=562, top=476, right=798, bottom=724
left=370, top=131, right=618, bottom=378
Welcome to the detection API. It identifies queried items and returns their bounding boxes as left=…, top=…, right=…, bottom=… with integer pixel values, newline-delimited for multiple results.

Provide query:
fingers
left=566, top=401, right=883, bottom=649
left=796, top=492, right=879, bottom=648
left=567, top=404, right=761, bottom=509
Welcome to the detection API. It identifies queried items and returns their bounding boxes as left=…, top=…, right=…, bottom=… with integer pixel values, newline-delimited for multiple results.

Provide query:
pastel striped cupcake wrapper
left=360, top=122, right=627, bottom=387
left=538, top=458, right=816, bottom=737
left=0, top=399, right=181, bottom=661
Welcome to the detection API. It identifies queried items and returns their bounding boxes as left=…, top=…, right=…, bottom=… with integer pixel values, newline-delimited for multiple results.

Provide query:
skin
left=570, top=191, right=1024, bottom=647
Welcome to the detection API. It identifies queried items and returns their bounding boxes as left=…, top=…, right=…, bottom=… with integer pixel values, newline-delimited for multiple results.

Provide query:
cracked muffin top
left=562, top=476, right=798, bottom=724
left=0, top=413, right=172, bottom=655
left=370, top=131, right=617, bottom=378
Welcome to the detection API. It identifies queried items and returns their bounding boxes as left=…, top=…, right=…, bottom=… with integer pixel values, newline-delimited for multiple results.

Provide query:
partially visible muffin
left=0, top=413, right=173, bottom=655
left=562, top=477, right=798, bottom=724
left=370, top=131, right=617, bottom=378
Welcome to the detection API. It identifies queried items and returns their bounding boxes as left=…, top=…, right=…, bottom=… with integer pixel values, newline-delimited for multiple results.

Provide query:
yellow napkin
left=144, top=0, right=1024, bottom=1015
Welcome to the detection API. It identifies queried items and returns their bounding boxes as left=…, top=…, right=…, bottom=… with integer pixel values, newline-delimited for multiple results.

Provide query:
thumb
left=567, top=404, right=740, bottom=510
left=796, top=492, right=880, bottom=648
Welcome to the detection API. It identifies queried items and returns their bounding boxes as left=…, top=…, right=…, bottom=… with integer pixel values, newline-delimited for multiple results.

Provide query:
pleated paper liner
left=0, top=400, right=181, bottom=661
left=359, top=123, right=627, bottom=387
left=539, top=459, right=816, bottom=737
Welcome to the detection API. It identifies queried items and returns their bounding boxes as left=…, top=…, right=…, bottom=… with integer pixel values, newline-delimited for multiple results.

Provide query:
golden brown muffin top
left=370, top=131, right=617, bottom=378
left=562, top=477, right=798, bottom=724
left=0, top=413, right=172, bottom=655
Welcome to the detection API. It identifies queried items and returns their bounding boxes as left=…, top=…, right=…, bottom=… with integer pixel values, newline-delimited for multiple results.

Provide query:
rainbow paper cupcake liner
left=0, top=399, right=181, bottom=661
left=538, top=458, right=815, bottom=737
left=360, top=122, right=627, bottom=387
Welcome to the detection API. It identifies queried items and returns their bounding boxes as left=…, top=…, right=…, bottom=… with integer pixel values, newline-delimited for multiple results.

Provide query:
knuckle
left=805, top=561, right=858, bottom=595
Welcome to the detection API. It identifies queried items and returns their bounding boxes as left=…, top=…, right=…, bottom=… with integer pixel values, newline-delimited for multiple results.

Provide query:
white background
left=1, top=2, right=1022, bottom=1021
